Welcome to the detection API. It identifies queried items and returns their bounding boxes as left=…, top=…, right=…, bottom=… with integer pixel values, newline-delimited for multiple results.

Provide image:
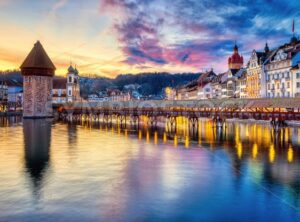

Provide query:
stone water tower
left=20, top=41, right=56, bottom=118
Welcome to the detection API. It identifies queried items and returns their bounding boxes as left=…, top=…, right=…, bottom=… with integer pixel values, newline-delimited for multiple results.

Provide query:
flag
left=292, top=19, right=295, bottom=33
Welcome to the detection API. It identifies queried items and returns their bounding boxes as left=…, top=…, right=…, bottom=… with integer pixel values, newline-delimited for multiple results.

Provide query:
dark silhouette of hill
left=0, top=70, right=200, bottom=97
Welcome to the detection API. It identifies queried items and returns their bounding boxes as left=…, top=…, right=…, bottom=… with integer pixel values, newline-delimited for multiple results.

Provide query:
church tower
left=66, top=65, right=80, bottom=102
left=20, top=41, right=56, bottom=118
left=228, top=43, right=244, bottom=69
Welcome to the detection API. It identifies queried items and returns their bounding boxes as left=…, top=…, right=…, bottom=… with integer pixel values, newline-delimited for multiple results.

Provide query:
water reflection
left=0, top=117, right=300, bottom=221
left=74, top=118, right=300, bottom=166
left=78, top=118, right=300, bottom=192
left=67, top=123, right=78, bottom=145
left=23, top=119, right=52, bottom=201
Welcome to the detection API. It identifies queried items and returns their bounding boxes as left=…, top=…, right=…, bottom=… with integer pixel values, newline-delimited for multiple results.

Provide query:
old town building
left=176, top=70, right=216, bottom=100
left=176, top=80, right=198, bottom=100
left=228, top=43, right=244, bottom=69
left=211, top=73, right=225, bottom=99
left=0, top=82, right=8, bottom=111
left=264, top=37, right=300, bottom=98
left=165, top=87, right=176, bottom=100
left=52, top=78, right=67, bottom=104
left=236, top=69, right=247, bottom=98
left=107, top=89, right=131, bottom=101
left=20, top=41, right=56, bottom=118
left=217, top=44, right=245, bottom=98
left=196, top=69, right=216, bottom=99
left=246, top=43, right=270, bottom=98
left=67, top=65, right=81, bottom=102
left=291, top=62, right=300, bottom=97
left=52, top=66, right=83, bottom=104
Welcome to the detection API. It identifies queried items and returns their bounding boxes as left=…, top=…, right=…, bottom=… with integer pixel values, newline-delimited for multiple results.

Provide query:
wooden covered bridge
left=55, top=98, right=300, bottom=128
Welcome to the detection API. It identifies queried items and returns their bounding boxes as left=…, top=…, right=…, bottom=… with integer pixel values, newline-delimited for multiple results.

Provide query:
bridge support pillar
left=212, top=115, right=225, bottom=128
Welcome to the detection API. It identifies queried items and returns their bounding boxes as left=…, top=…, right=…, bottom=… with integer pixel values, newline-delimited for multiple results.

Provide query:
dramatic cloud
left=102, top=0, right=300, bottom=72
left=0, top=0, right=300, bottom=76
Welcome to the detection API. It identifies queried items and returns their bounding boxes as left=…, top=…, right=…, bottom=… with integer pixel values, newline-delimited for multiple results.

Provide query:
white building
left=263, top=37, right=300, bottom=98
left=87, top=94, right=109, bottom=102
left=52, top=78, right=67, bottom=104
left=291, top=62, right=300, bottom=97
left=67, top=65, right=81, bottom=102
left=52, top=66, right=82, bottom=104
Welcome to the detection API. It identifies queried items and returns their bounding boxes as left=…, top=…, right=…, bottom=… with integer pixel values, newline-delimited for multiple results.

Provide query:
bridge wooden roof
left=65, top=98, right=300, bottom=109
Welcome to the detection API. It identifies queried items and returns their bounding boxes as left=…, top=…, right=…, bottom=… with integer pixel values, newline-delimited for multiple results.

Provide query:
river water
left=0, top=117, right=300, bottom=222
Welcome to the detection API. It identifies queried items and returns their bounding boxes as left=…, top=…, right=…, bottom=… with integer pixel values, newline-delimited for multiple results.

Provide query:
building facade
left=291, top=62, right=300, bottom=97
left=246, top=44, right=269, bottom=98
left=219, top=43, right=245, bottom=98
left=176, top=80, right=198, bottom=100
left=107, top=89, right=131, bottom=101
left=236, top=69, right=247, bottom=98
left=228, top=44, right=243, bottom=69
left=67, top=65, right=81, bottom=103
left=211, top=73, right=225, bottom=99
left=52, top=78, right=67, bottom=104
left=264, top=37, right=300, bottom=98
left=20, top=41, right=56, bottom=118
left=196, top=70, right=216, bottom=99
left=0, top=82, right=8, bottom=111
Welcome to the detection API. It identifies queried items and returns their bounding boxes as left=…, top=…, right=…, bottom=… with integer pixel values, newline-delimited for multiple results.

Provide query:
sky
left=0, top=0, right=299, bottom=77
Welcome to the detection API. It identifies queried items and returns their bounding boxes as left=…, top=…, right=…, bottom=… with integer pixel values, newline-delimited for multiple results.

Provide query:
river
left=0, top=117, right=300, bottom=221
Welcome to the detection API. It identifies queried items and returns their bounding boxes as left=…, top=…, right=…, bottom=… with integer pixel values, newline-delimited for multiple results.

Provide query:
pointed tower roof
left=20, top=41, right=56, bottom=70
left=74, top=66, right=79, bottom=75
left=264, top=42, right=270, bottom=53
left=233, top=43, right=238, bottom=52
left=68, top=65, right=75, bottom=73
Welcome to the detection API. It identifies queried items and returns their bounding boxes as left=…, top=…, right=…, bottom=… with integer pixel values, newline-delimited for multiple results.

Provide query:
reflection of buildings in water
left=81, top=119, right=300, bottom=164
left=0, top=116, right=22, bottom=127
left=67, top=123, right=78, bottom=145
left=291, top=128, right=300, bottom=145
left=23, top=119, right=52, bottom=202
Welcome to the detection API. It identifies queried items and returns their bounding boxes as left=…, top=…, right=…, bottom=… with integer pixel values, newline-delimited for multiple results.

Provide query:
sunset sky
left=0, top=0, right=299, bottom=77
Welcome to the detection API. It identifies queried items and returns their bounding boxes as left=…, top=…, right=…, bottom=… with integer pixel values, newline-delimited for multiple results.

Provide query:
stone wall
left=23, top=76, right=53, bottom=118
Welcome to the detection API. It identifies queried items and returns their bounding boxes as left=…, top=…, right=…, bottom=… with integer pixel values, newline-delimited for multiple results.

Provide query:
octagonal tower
left=20, top=41, right=56, bottom=118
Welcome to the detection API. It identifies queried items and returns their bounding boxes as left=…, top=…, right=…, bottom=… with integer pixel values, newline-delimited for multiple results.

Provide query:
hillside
left=0, top=71, right=200, bottom=97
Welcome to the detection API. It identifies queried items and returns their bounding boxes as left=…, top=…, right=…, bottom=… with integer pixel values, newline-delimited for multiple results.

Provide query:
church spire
left=233, top=41, right=238, bottom=52
left=264, top=42, right=270, bottom=54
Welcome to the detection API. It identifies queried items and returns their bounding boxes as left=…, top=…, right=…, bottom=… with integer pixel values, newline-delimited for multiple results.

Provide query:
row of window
left=268, top=82, right=290, bottom=90
left=267, top=72, right=290, bottom=81
left=268, top=92, right=291, bottom=97
left=267, top=61, right=290, bottom=70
